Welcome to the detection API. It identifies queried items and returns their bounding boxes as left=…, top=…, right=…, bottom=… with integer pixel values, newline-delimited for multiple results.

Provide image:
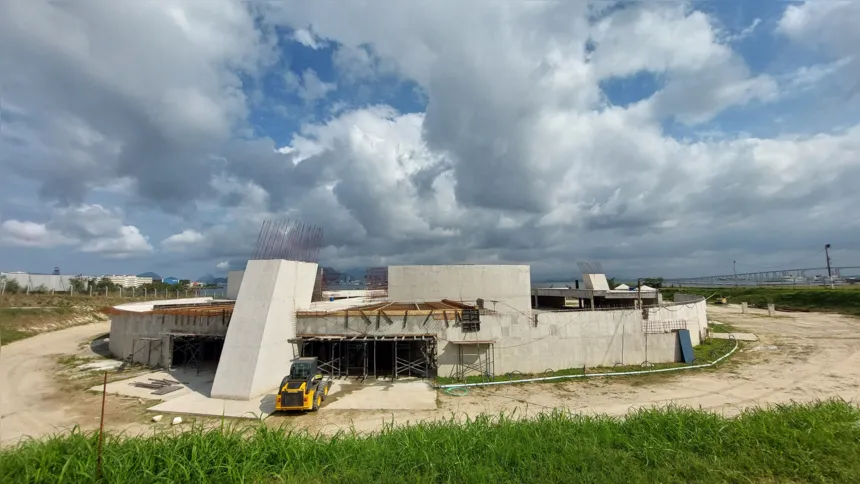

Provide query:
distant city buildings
left=101, top=275, right=153, bottom=288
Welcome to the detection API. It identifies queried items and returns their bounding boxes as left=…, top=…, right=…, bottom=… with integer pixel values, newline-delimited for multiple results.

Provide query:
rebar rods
left=250, top=219, right=323, bottom=262
left=577, top=261, right=604, bottom=274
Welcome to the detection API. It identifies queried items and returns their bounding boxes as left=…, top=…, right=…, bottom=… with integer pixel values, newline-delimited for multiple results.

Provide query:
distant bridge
left=664, top=266, right=860, bottom=287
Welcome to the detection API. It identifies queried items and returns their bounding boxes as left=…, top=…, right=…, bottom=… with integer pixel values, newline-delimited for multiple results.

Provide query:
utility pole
left=825, top=244, right=833, bottom=288
left=733, top=261, right=738, bottom=288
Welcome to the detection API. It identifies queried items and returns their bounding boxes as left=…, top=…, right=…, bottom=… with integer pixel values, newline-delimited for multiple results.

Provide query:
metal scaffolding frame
left=128, top=337, right=163, bottom=367
left=450, top=340, right=496, bottom=382
left=166, top=333, right=224, bottom=375
left=395, top=338, right=437, bottom=378
left=292, top=335, right=437, bottom=380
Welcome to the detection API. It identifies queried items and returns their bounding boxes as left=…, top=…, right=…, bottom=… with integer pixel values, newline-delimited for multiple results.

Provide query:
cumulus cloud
left=284, top=68, right=337, bottom=104
left=216, top=261, right=230, bottom=270
left=777, top=0, right=860, bottom=99
left=291, top=28, right=325, bottom=49
left=0, top=220, right=73, bottom=248
left=161, top=230, right=205, bottom=252
left=0, top=0, right=274, bottom=206
left=1, top=0, right=858, bottom=277
left=0, top=204, right=152, bottom=257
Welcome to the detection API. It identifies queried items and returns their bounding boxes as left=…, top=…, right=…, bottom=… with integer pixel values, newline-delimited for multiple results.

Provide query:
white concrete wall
left=108, top=311, right=230, bottom=367
left=388, top=265, right=532, bottom=313
left=226, top=270, right=245, bottom=300
left=211, top=260, right=317, bottom=400
left=1, top=272, right=86, bottom=292
left=648, top=299, right=708, bottom=345
left=436, top=297, right=709, bottom=376
left=583, top=273, right=610, bottom=291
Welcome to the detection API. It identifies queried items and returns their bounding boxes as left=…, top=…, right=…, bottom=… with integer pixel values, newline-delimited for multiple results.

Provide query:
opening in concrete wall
left=295, top=336, right=437, bottom=379
left=169, top=335, right=224, bottom=374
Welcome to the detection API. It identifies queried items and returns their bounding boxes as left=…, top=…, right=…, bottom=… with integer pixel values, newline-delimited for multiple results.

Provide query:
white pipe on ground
left=437, top=339, right=739, bottom=389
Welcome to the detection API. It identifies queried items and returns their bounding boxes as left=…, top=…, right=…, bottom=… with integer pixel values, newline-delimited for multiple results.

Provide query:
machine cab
left=287, top=357, right=321, bottom=391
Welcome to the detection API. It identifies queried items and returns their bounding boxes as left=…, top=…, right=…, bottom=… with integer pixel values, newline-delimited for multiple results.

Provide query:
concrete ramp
left=583, top=273, right=610, bottom=291
left=210, top=259, right=318, bottom=400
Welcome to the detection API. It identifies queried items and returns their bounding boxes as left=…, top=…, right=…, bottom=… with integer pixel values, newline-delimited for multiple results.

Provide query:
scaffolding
left=128, top=337, right=163, bottom=367
left=166, top=333, right=224, bottom=375
left=291, top=335, right=437, bottom=380
left=365, top=267, right=388, bottom=296
left=449, top=340, right=496, bottom=382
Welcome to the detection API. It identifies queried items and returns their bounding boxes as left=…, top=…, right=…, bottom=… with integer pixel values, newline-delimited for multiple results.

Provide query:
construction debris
left=130, top=378, right=183, bottom=395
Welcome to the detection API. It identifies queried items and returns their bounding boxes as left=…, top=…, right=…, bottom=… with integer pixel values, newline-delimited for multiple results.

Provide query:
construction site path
left=1, top=322, right=111, bottom=446
left=289, top=304, right=860, bottom=434
left=3, top=305, right=860, bottom=443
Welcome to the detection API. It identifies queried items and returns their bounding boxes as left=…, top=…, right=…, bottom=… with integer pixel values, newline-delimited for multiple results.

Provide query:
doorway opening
left=295, top=336, right=437, bottom=379
left=169, top=334, right=224, bottom=374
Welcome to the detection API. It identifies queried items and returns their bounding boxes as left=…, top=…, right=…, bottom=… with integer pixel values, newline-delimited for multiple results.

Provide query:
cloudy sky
left=1, top=0, right=858, bottom=281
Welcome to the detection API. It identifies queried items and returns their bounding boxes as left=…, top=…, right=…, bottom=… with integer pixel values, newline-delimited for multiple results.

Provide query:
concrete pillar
left=741, top=302, right=748, bottom=314
left=211, top=259, right=318, bottom=400
left=589, top=295, right=595, bottom=310
left=767, top=304, right=775, bottom=317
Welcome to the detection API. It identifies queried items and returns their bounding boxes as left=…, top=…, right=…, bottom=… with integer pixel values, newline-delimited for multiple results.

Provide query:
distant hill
left=197, top=274, right=227, bottom=285
left=137, top=272, right=161, bottom=280
left=197, top=274, right=216, bottom=283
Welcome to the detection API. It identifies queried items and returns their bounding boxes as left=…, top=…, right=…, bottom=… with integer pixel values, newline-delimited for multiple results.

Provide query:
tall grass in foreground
left=3, top=400, right=859, bottom=483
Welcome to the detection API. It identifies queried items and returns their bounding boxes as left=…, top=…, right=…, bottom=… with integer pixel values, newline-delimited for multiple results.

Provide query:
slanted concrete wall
left=211, top=260, right=317, bottom=400
left=388, top=265, right=532, bottom=313
left=583, top=273, right=610, bottom=291
left=436, top=297, right=709, bottom=376
left=226, top=270, right=245, bottom=300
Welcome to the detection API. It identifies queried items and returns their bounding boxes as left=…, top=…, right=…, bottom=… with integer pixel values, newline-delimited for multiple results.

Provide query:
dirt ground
left=275, top=304, right=860, bottom=434
left=0, top=322, right=153, bottom=447
left=2, top=304, right=859, bottom=445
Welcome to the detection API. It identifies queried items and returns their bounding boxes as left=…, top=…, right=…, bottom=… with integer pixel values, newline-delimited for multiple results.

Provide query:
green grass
left=0, top=305, right=102, bottom=346
left=2, top=400, right=859, bottom=483
left=663, top=286, right=860, bottom=317
left=0, top=326, right=31, bottom=345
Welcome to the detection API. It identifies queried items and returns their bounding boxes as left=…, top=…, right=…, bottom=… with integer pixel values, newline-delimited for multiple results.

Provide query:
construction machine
left=275, top=357, right=332, bottom=412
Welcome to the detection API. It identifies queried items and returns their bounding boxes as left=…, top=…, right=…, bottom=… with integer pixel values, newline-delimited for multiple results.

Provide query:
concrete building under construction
left=106, top=261, right=708, bottom=401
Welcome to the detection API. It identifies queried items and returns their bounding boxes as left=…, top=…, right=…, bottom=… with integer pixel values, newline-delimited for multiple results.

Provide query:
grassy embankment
left=2, top=400, right=858, bottom=483
left=662, top=286, right=860, bottom=317
left=0, top=294, right=125, bottom=345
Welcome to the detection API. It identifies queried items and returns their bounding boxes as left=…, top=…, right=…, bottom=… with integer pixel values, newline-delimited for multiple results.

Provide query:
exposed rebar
left=250, top=219, right=323, bottom=262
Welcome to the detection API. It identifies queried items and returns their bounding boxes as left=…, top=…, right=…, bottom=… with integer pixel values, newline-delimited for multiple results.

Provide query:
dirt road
left=291, top=305, right=860, bottom=433
left=3, top=305, right=859, bottom=443
left=0, top=322, right=149, bottom=447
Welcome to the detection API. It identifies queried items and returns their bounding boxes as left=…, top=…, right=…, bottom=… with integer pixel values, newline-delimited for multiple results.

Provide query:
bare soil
left=0, top=322, right=152, bottom=447
left=286, top=304, right=860, bottom=434
left=2, top=304, right=858, bottom=445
